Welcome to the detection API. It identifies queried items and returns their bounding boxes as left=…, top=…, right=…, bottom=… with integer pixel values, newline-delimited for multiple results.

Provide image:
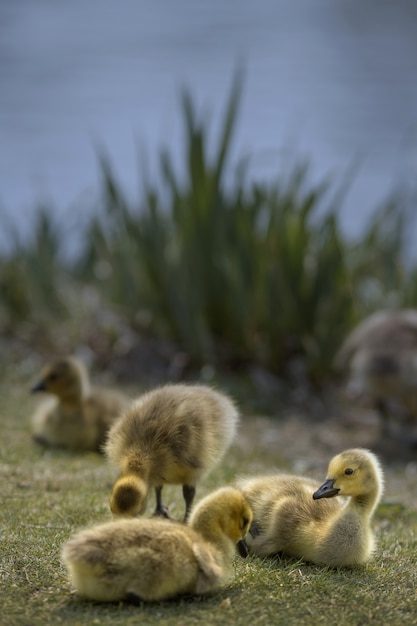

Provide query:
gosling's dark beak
left=31, top=381, right=46, bottom=393
left=237, top=539, right=249, bottom=558
left=313, top=478, right=340, bottom=500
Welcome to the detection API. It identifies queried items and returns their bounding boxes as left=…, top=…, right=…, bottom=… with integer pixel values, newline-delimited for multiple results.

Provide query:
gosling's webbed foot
left=32, top=434, right=49, bottom=447
left=124, top=592, right=143, bottom=605
left=32, top=434, right=66, bottom=450
left=153, top=485, right=173, bottom=519
left=153, top=504, right=173, bottom=519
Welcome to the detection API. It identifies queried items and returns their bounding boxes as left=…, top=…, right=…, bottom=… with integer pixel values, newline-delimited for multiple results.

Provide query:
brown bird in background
left=31, top=356, right=128, bottom=452
left=335, top=309, right=417, bottom=443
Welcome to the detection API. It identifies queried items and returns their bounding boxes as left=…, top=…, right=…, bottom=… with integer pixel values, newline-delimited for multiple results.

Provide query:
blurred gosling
left=236, top=448, right=384, bottom=567
left=335, top=308, right=417, bottom=439
left=31, top=356, right=128, bottom=452
left=62, top=486, right=252, bottom=603
left=105, top=383, right=239, bottom=521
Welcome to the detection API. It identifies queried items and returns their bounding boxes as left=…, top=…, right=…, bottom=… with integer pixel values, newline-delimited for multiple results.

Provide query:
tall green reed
left=1, top=78, right=413, bottom=385
left=79, top=76, right=363, bottom=378
left=0, top=207, right=68, bottom=330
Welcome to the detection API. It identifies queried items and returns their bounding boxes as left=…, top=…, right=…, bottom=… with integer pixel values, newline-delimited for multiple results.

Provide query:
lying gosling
left=335, top=308, right=417, bottom=438
left=62, top=486, right=252, bottom=602
left=105, top=383, right=239, bottom=520
left=31, top=356, right=127, bottom=452
left=236, top=448, right=384, bottom=567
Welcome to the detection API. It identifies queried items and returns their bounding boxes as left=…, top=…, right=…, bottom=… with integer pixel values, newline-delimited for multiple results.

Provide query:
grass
left=1, top=369, right=417, bottom=626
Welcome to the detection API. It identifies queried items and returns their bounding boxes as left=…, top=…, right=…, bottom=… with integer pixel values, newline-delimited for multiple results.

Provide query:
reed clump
left=0, top=78, right=414, bottom=384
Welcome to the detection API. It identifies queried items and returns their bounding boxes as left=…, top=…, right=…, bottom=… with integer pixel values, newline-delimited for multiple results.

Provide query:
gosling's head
left=31, top=357, right=89, bottom=400
left=190, top=487, right=253, bottom=544
left=109, top=475, right=148, bottom=517
left=313, top=448, right=384, bottom=501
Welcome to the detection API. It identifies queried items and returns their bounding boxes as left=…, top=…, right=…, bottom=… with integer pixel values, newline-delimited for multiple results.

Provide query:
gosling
left=31, top=356, right=128, bottom=452
left=62, top=486, right=252, bottom=602
left=105, top=383, right=239, bottom=521
left=335, top=308, right=417, bottom=439
left=236, top=448, right=384, bottom=567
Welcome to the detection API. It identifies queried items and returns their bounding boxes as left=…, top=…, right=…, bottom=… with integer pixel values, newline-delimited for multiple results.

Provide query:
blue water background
left=1, top=1, right=417, bottom=251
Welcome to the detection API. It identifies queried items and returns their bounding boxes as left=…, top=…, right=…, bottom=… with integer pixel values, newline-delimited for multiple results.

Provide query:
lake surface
left=1, top=0, right=417, bottom=249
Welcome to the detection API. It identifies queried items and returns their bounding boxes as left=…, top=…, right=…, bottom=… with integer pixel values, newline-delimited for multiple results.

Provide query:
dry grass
left=1, top=367, right=417, bottom=626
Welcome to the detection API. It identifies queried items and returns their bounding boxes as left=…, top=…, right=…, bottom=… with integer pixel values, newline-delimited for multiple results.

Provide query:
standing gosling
left=236, top=448, right=384, bottom=567
left=62, top=486, right=252, bottom=602
left=31, top=357, right=128, bottom=452
left=335, top=308, right=417, bottom=439
left=105, top=384, right=239, bottom=521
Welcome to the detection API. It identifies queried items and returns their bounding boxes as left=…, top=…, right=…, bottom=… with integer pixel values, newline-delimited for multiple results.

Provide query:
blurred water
left=1, top=0, right=417, bottom=249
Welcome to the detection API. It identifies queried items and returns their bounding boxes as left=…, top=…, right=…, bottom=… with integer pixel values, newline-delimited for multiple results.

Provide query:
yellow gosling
left=31, top=356, right=128, bottom=452
left=61, top=486, right=252, bottom=602
left=236, top=448, right=384, bottom=567
left=105, top=383, right=239, bottom=521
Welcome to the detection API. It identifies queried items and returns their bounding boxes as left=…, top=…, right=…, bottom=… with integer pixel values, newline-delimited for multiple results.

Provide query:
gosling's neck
left=58, top=377, right=90, bottom=407
left=346, top=481, right=382, bottom=519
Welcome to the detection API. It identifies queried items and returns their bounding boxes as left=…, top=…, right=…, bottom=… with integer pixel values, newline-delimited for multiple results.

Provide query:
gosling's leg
left=375, top=398, right=417, bottom=447
left=153, top=486, right=171, bottom=519
left=375, top=398, right=391, bottom=439
left=182, top=484, right=196, bottom=522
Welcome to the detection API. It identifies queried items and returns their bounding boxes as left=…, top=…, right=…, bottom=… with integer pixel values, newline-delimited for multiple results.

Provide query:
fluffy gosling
left=335, top=308, right=417, bottom=439
left=61, top=486, right=252, bottom=602
left=236, top=448, right=384, bottom=567
left=31, top=356, right=127, bottom=452
left=105, top=383, right=239, bottom=520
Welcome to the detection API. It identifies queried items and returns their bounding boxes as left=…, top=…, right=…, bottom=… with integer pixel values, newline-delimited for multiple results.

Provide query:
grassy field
left=1, top=369, right=417, bottom=626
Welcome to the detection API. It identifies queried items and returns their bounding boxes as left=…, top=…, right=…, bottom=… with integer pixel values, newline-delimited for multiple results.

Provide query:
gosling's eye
left=48, top=373, right=58, bottom=382
left=241, top=516, right=249, bottom=529
left=344, top=468, right=354, bottom=476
